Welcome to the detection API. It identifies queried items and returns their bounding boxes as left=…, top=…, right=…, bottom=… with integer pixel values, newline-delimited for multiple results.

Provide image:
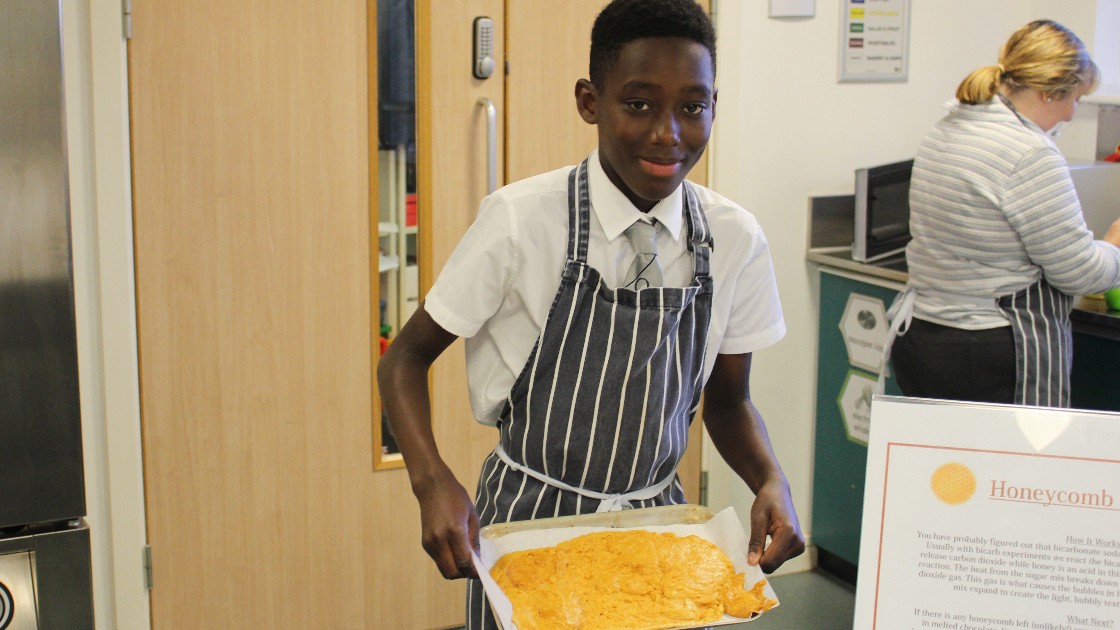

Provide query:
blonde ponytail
left=956, top=20, right=1099, bottom=105
left=956, top=65, right=1004, bottom=104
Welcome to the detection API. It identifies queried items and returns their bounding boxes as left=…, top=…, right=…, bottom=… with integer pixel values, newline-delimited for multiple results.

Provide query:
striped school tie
left=624, top=219, right=662, bottom=289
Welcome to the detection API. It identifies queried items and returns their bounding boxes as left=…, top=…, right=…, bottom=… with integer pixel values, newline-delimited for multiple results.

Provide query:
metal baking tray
left=480, top=504, right=717, bottom=539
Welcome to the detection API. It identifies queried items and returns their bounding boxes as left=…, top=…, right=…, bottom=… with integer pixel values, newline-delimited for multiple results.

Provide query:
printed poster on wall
left=854, top=396, right=1120, bottom=629
left=839, top=0, right=909, bottom=82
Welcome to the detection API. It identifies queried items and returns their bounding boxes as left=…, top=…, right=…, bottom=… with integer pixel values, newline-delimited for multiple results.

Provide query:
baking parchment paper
left=471, top=506, right=780, bottom=629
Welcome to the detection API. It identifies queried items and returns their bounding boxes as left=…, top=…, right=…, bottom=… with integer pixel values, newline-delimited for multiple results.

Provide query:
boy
left=377, top=0, right=804, bottom=626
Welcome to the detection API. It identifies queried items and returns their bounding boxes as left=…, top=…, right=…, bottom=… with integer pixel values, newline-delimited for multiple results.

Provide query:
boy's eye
left=683, top=103, right=708, bottom=115
left=626, top=101, right=652, bottom=112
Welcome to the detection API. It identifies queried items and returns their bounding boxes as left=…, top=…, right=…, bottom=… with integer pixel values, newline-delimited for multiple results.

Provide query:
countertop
left=807, top=247, right=1120, bottom=341
left=806, top=247, right=907, bottom=284
left=1071, top=294, right=1120, bottom=340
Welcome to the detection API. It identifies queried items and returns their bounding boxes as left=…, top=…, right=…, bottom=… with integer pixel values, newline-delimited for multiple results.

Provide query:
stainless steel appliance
left=851, top=159, right=914, bottom=263
left=1068, top=160, right=1120, bottom=240
left=0, top=0, right=95, bottom=627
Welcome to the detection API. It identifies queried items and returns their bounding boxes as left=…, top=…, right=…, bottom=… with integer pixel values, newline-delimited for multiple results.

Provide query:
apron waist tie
left=877, top=287, right=916, bottom=395
left=493, top=443, right=676, bottom=513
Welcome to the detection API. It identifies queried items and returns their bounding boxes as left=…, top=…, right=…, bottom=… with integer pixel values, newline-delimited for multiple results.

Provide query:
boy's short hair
left=589, top=0, right=716, bottom=88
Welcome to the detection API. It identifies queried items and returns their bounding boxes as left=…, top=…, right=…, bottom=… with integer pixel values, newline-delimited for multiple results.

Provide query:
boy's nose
left=651, top=112, right=680, bottom=145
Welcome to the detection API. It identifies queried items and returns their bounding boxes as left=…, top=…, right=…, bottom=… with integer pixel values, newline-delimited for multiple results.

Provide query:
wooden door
left=129, top=1, right=492, bottom=627
left=504, top=0, right=711, bottom=503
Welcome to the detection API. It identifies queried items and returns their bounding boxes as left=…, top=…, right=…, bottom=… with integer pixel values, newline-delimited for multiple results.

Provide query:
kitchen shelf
left=1083, top=89, right=1120, bottom=106
left=379, top=254, right=400, bottom=273
left=377, top=145, right=418, bottom=339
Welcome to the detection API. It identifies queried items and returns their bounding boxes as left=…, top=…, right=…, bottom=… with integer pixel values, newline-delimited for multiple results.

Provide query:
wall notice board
left=854, top=396, right=1120, bottom=628
left=839, top=0, right=910, bottom=82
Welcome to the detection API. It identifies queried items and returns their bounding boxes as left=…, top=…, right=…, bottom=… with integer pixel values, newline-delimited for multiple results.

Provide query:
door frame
left=67, top=2, right=152, bottom=629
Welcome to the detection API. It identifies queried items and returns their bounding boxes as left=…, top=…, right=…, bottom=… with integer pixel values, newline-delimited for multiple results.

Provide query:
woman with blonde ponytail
left=887, top=20, right=1120, bottom=407
left=958, top=19, right=1101, bottom=107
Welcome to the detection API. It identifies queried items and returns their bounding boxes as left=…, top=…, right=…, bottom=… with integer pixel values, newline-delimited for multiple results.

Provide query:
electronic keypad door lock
left=473, top=17, right=495, bottom=79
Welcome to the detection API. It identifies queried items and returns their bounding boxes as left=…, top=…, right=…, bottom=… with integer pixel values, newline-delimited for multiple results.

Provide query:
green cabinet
left=811, top=268, right=903, bottom=579
left=1070, top=300, right=1120, bottom=412
left=810, top=267, right=1120, bottom=581
left=1071, top=330, right=1120, bottom=411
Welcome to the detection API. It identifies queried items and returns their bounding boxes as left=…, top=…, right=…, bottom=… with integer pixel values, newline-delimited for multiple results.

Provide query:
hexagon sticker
left=838, top=292, right=889, bottom=372
left=837, top=369, right=876, bottom=445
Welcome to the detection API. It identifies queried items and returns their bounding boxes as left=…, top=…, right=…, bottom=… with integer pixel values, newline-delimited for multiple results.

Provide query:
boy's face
left=576, top=37, right=716, bottom=212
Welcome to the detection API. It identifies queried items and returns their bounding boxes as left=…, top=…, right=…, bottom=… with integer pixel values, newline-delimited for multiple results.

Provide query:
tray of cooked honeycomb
left=472, top=505, right=779, bottom=630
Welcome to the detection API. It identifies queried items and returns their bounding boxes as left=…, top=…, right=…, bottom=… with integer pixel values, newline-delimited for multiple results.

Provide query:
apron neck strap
left=567, top=157, right=713, bottom=274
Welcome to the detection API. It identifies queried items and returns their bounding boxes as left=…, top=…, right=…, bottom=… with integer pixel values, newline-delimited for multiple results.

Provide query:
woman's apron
left=881, top=278, right=1074, bottom=407
left=996, top=279, right=1074, bottom=407
left=466, top=157, right=714, bottom=629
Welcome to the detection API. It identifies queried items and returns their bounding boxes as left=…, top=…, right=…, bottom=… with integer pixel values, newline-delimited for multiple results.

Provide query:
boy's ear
left=574, top=78, right=599, bottom=125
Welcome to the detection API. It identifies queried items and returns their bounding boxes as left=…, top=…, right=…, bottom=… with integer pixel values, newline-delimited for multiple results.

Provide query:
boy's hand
left=746, top=478, right=806, bottom=574
left=414, top=468, right=481, bottom=580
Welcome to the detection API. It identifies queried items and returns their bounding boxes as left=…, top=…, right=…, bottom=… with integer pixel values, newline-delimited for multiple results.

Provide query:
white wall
left=1095, top=1, right=1120, bottom=92
left=705, top=0, right=1111, bottom=574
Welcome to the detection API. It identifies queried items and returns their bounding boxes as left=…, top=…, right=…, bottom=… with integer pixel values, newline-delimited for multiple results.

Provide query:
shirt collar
left=587, top=150, right=684, bottom=243
left=952, top=96, right=1051, bottom=138
left=995, top=94, right=1051, bottom=137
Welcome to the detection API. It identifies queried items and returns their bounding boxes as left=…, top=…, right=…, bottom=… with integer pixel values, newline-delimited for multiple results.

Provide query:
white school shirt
left=424, top=152, right=785, bottom=425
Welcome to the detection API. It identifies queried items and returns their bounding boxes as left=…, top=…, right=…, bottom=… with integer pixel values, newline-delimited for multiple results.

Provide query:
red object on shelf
left=379, top=336, right=390, bottom=355
left=1104, top=144, right=1120, bottom=163
left=405, top=193, right=417, bottom=227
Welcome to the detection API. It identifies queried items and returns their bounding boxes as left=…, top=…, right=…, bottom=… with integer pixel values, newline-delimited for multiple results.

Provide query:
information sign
left=839, top=0, right=910, bottom=82
left=839, top=292, right=889, bottom=373
left=838, top=370, right=876, bottom=445
left=854, top=397, right=1120, bottom=629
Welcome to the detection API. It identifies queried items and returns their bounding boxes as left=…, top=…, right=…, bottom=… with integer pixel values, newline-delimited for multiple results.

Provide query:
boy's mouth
left=639, top=158, right=682, bottom=178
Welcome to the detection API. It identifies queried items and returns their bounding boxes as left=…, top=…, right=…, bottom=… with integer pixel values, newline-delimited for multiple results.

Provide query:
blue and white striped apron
left=466, top=157, right=714, bottom=629
left=882, top=278, right=1074, bottom=407
left=997, top=278, right=1074, bottom=407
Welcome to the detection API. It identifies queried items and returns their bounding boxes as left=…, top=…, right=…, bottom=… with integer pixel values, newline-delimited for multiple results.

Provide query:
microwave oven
left=852, top=159, right=914, bottom=262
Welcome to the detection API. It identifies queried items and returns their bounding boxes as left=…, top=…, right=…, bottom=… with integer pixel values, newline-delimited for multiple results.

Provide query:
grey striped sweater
left=906, top=96, right=1120, bottom=329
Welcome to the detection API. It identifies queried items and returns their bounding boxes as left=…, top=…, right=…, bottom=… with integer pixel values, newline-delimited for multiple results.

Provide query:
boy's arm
left=377, top=303, right=480, bottom=580
left=701, top=352, right=806, bottom=574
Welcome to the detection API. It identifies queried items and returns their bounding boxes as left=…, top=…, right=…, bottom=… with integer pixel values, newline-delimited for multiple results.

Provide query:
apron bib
left=997, top=278, right=1074, bottom=407
left=467, top=157, right=714, bottom=629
